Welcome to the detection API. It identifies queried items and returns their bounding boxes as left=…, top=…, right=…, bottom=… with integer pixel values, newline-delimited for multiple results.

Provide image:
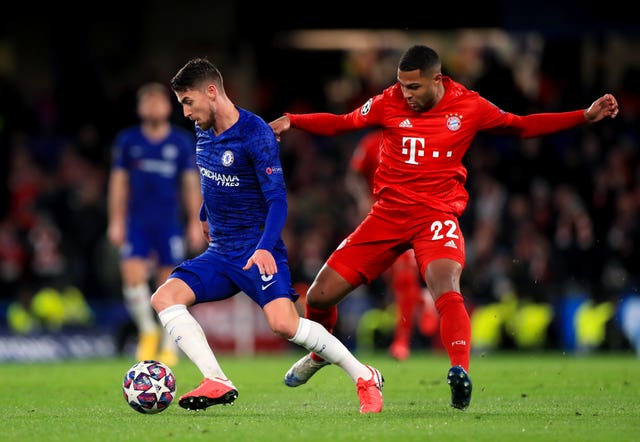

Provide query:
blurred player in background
left=107, top=82, right=205, bottom=366
left=150, top=58, right=383, bottom=414
left=270, top=44, right=619, bottom=411
left=347, top=129, right=438, bottom=361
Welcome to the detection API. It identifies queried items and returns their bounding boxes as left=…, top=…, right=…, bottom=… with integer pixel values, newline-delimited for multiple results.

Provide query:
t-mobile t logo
left=401, top=137, right=425, bottom=164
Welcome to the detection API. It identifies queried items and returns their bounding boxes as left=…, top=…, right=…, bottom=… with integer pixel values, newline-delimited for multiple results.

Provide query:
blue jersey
left=196, top=107, right=288, bottom=259
left=111, top=125, right=197, bottom=265
left=111, top=125, right=197, bottom=224
left=170, top=107, right=296, bottom=307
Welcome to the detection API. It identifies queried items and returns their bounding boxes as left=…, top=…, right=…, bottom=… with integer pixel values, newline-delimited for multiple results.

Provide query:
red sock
left=305, top=304, right=338, bottom=362
left=435, top=291, right=470, bottom=371
left=391, top=265, right=423, bottom=344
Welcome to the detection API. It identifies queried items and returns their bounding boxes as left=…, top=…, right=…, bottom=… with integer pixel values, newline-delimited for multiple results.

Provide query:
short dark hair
left=136, top=82, right=170, bottom=101
left=170, top=58, right=224, bottom=92
left=398, top=45, right=441, bottom=74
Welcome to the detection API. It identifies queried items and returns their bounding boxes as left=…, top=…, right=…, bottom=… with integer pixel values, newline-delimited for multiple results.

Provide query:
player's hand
left=243, top=249, right=278, bottom=275
left=187, top=220, right=207, bottom=252
left=107, top=222, right=125, bottom=248
left=585, top=93, right=619, bottom=123
left=268, top=115, right=291, bottom=142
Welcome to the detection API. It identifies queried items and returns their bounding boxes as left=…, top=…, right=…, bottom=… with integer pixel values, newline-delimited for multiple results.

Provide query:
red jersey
left=288, top=76, right=585, bottom=217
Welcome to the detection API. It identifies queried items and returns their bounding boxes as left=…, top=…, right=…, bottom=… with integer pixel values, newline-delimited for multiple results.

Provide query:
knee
left=269, top=318, right=297, bottom=340
left=306, top=294, right=323, bottom=309
left=425, top=260, right=462, bottom=296
left=304, top=265, right=351, bottom=308
left=306, top=286, right=336, bottom=309
left=149, top=291, right=164, bottom=313
left=150, top=286, right=181, bottom=313
left=150, top=278, right=194, bottom=313
left=307, top=294, right=342, bottom=310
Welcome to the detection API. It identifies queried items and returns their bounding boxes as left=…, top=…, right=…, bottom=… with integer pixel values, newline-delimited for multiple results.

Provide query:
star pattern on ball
left=122, top=360, right=176, bottom=414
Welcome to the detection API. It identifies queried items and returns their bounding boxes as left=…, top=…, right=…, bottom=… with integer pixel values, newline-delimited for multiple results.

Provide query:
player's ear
left=206, top=83, right=218, bottom=98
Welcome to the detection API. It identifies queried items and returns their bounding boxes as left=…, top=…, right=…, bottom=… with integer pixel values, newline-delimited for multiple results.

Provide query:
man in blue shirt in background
left=108, top=82, right=205, bottom=365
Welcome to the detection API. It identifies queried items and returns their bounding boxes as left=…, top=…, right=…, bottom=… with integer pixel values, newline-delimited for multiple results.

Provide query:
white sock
left=123, top=284, right=158, bottom=333
left=158, top=305, right=230, bottom=383
left=289, top=317, right=372, bottom=383
left=160, top=329, right=179, bottom=353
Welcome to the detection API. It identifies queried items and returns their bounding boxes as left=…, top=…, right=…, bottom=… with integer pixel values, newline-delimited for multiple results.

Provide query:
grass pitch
left=2, top=350, right=638, bottom=441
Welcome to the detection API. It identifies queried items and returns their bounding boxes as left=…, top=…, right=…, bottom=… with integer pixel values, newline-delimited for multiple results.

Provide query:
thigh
left=412, top=211, right=466, bottom=278
left=327, top=213, right=407, bottom=287
left=169, top=250, right=238, bottom=304
left=235, top=250, right=299, bottom=308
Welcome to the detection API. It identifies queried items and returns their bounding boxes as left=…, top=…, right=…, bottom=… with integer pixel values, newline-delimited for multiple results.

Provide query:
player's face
left=137, top=92, right=171, bottom=123
left=175, top=87, right=215, bottom=130
left=397, top=69, right=442, bottom=112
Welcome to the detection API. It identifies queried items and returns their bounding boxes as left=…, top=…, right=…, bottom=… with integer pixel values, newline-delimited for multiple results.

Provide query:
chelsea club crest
left=222, top=150, right=234, bottom=166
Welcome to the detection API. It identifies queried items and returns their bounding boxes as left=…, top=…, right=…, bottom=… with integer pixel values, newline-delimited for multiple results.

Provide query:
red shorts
left=327, top=201, right=466, bottom=287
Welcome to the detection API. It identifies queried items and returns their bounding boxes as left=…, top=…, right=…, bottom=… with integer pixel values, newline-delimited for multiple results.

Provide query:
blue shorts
left=122, top=218, right=185, bottom=266
left=169, top=247, right=299, bottom=308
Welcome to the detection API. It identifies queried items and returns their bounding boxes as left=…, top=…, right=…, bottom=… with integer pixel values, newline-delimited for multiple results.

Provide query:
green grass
left=2, top=351, right=638, bottom=441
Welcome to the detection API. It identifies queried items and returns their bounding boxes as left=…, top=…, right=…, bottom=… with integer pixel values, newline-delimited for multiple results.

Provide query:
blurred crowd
left=1, top=30, right=639, bottom=353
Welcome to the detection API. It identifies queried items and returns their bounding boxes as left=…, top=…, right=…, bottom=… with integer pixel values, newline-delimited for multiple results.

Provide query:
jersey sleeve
left=475, top=96, right=587, bottom=138
left=287, top=93, right=384, bottom=135
left=250, top=123, right=288, bottom=252
left=287, top=111, right=361, bottom=135
left=256, top=198, right=287, bottom=252
left=499, top=111, right=586, bottom=138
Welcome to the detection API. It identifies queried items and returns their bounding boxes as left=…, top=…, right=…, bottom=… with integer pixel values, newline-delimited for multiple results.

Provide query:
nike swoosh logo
left=261, top=281, right=276, bottom=290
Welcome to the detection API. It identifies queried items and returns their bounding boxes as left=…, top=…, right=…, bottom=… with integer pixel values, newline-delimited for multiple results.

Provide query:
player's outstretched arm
left=503, top=92, right=620, bottom=139
left=585, top=93, right=619, bottom=123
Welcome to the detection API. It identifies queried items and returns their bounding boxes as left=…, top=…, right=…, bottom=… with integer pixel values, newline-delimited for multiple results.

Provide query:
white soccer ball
left=122, top=360, right=176, bottom=414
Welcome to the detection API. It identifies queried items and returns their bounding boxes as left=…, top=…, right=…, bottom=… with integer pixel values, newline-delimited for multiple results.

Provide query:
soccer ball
left=122, top=360, right=176, bottom=414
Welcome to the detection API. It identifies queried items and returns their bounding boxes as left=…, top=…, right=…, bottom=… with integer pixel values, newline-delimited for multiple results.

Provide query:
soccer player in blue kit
left=108, top=82, right=205, bottom=365
left=150, top=58, right=384, bottom=413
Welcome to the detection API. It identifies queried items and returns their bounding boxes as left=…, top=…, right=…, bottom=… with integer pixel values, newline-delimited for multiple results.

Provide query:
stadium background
left=1, top=1, right=638, bottom=360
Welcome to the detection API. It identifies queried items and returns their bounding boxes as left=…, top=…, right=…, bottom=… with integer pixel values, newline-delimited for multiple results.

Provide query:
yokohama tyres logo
left=200, top=167, right=240, bottom=186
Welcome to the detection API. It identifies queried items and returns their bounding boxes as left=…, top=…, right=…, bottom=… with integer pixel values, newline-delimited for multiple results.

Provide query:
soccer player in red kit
left=347, top=129, right=438, bottom=361
left=269, top=44, right=619, bottom=410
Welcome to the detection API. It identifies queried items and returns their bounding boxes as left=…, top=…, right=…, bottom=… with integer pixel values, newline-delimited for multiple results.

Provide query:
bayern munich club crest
left=446, top=114, right=462, bottom=131
left=222, top=150, right=234, bottom=166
